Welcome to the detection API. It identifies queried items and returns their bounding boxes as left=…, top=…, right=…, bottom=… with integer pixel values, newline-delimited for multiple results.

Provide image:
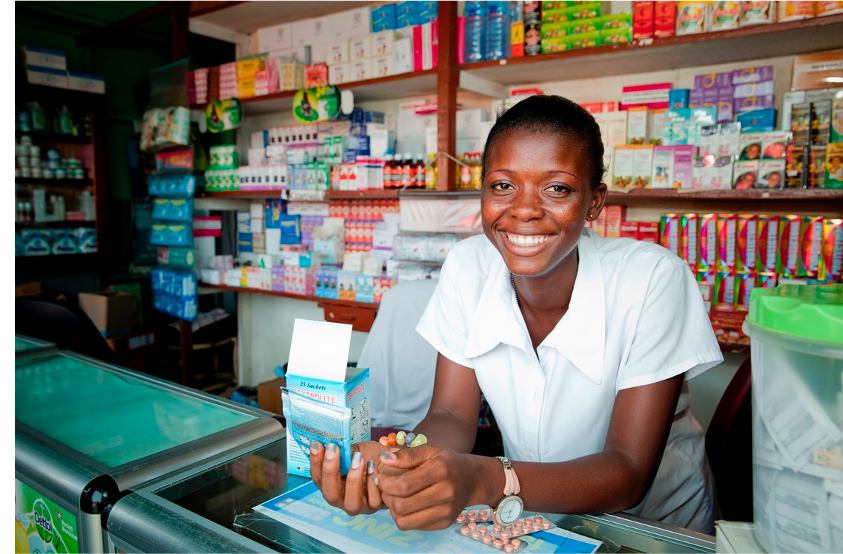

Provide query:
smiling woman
left=309, top=95, right=723, bottom=536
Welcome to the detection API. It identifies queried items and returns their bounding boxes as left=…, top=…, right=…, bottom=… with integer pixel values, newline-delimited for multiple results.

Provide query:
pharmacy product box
left=736, top=215, right=758, bottom=272
left=739, top=1, right=776, bottom=25
left=811, top=100, right=832, bottom=145
left=637, top=221, right=659, bottom=243
left=396, top=1, right=422, bottom=27
left=350, top=59, right=372, bottom=82
left=372, top=4, right=397, bottom=31
left=710, top=1, right=740, bottom=31
left=699, top=214, right=718, bottom=273
left=21, top=229, right=50, bottom=256
left=619, top=221, right=639, bottom=240
left=372, top=55, right=394, bottom=78
left=349, top=36, right=371, bottom=61
left=631, top=145, right=654, bottom=188
left=710, top=157, right=734, bottom=189
left=23, top=46, right=67, bottom=70
left=607, top=110, right=628, bottom=147
left=67, top=72, right=105, bottom=94
left=810, top=144, right=828, bottom=188
left=627, top=107, right=649, bottom=144
left=739, top=132, right=763, bottom=160
left=611, top=145, right=635, bottom=188
left=621, top=82, right=671, bottom=110
left=688, top=89, right=704, bottom=109
left=757, top=160, right=785, bottom=188
left=702, top=88, right=719, bottom=112
left=600, top=26, right=631, bottom=45
left=50, top=229, right=79, bottom=255
left=735, top=95, right=774, bottom=114
left=760, top=131, right=787, bottom=159
left=716, top=214, right=737, bottom=273
left=693, top=157, right=711, bottom=188
left=731, top=65, right=772, bottom=85
left=393, top=37, right=413, bottom=73
left=797, top=215, right=824, bottom=277
left=820, top=218, right=843, bottom=281
left=26, top=65, right=67, bottom=89
left=649, top=108, right=666, bottom=145
left=777, top=215, right=802, bottom=277
left=826, top=142, right=843, bottom=189
left=328, top=63, right=350, bottom=85
left=698, top=125, right=719, bottom=157
left=681, top=214, right=700, bottom=269
left=736, top=109, right=776, bottom=132
left=660, top=214, right=680, bottom=255
left=238, top=232, right=253, bottom=253
left=790, top=102, right=812, bottom=145
left=755, top=215, right=779, bottom=273
left=604, top=206, right=625, bottom=238
left=733, top=160, right=759, bottom=189
left=717, top=123, right=741, bottom=157
left=717, top=88, right=734, bottom=123
left=832, top=95, right=843, bottom=143
left=785, top=145, right=808, bottom=188
left=328, top=6, right=371, bottom=40
left=669, top=89, right=689, bottom=109
left=78, top=291, right=134, bottom=338
left=695, top=72, right=730, bottom=90
left=632, top=1, right=654, bottom=38
left=326, top=40, right=349, bottom=65
left=733, top=80, right=774, bottom=99
left=651, top=145, right=694, bottom=189
left=257, top=23, right=293, bottom=51
left=372, top=30, right=401, bottom=56
left=792, top=50, right=843, bottom=90
left=654, top=0, right=676, bottom=36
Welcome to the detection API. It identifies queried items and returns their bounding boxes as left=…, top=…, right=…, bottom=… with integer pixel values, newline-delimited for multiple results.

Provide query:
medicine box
left=23, top=46, right=67, bottom=70
left=607, top=110, right=628, bottom=147
left=627, top=107, right=649, bottom=145
left=632, top=145, right=654, bottom=188
left=67, top=72, right=105, bottom=94
left=78, top=291, right=134, bottom=338
left=328, top=63, right=350, bottom=85
left=372, top=30, right=400, bottom=56
left=257, top=23, right=293, bottom=52
left=349, top=36, right=371, bottom=61
left=372, top=4, right=397, bottom=31
left=26, top=66, right=67, bottom=89
left=372, top=55, right=394, bottom=78
left=393, top=37, right=413, bottom=73
left=736, top=109, right=776, bottom=132
left=350, top=59, right=372, bottom=82
left=328, top=7, right=371, bottom=40
left=611, top=145, right=635, bottom=188
left=327, top=40, right=349, bottom=64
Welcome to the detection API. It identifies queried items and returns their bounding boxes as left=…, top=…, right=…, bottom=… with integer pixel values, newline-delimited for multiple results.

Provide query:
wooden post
left=171, top=1, right=190, bottom=61
left=436, top=1, right=459, bottom=191
left=179, top=319, right=193, bottom=385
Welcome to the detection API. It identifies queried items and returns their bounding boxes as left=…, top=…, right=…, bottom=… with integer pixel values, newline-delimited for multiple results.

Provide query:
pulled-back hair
left=482, top=95, right=605, bottom=189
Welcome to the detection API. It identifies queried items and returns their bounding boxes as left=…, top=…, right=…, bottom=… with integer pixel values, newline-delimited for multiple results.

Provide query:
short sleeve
left=616, top=256, right=723, bottom=391
left=415, top=253, right=475, bottom=369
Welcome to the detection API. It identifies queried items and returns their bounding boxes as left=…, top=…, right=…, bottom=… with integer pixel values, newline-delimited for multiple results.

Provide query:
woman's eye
left=491, top=182, right=514, bottom=191
left=547, top=183, right=570, bottom=193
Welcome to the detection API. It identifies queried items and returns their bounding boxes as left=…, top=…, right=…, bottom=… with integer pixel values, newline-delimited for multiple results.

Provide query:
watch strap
left=496, top=456, right=521, bottom=496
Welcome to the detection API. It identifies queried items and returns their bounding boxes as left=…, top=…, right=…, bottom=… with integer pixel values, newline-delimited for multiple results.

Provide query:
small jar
left=31, top=167, right=42, bottom=178
left=18, top=156, right=29, bottom=167
left=42, top=168, right=54, bottom=179
left=29, top=146, right=41, bottom=159
left=30, top=157, right=41, bottom=168
left=21, top=166, right=32, bottom=178
left=74, top=168, right=85, bottom=179
left=15, top=144, right=28, bottom=157
left=47, top=149, right=60, bottom=161
left=55, top=167, right=66, bottom=179
left=48, top=160, right=59, bottom=169
left=19, top=135, right=32, bottom=146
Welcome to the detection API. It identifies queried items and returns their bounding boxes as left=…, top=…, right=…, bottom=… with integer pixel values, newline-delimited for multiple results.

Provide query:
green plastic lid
left=747, top=284, right=843, bottom=345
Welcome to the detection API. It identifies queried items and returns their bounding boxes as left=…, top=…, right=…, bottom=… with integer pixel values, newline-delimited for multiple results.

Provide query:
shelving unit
left=199, top=283, right=379, bottom=310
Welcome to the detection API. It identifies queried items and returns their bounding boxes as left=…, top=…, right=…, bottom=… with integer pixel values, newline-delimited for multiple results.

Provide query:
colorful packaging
left=777, top=214, right=802, bottom=277
left=600, top=26, right=632, bottom=45
left=811, top=100, right=832, bottom=145
left=676, top=1, right=708, bottom=35
left=633, top=1, right=655, bottom=39
left=654, top=0, right=677, bottom=36
left=735, top=271, right=756, bottom=307
left=699, top=214, right=719, bottom=273
left=669, top=89, right=690, bottom=110
left=832, top=95, right=843, bottom=143
left=525, top=21, right=543, bottom=55
left=717, top=214, right=737, bottom=272
left=791, top=102, right=812, bottom=145
left=785, top=145, right=808, bottom=188
left=810, top=144, right=827, bottom=188
left=757, top=272, right=777, bottom=288
left=632, top=145, right=654, bottom=188
left=710, top=1, right=741, bottom=30
left=732, top=65, right=773, bottom=85
left=692, top=157, right=712, bottom=188
left=820, top=218, right=843, bottom=281
left=569, top=31, right=601, bottom=48
left=739, top=1, right=776, bottom=25
left=739, top=132, right=763, bottom=160
left=777, top=1, right=816, bottom=21
left=620, top=221, right=639, bottom=239
left=605, top=206, right=624, bottom=238
left=567, top=17, right=600, bottom=34
left=756, top=215, right=780, bottom=273
left=652, top=145, right=695, bottom=189
left=760, top=131, right=788, bottom=160
left=734, top=160, right=759, bottom=189
left=718, top=123, right=742, bottom=157
left=816, top=1, right=843, bottom=16
left=612, top=145, right=635, bottom=188
left=736, top=108, right=776, bottom=132
left=660, top=213, right=681, bottom=255
left=541, top=35, right=569, bottom=53
left=798, top=215, right=824, bottom=277
left=711, top=156, right=734, bottom=188
left=757, top=160, right=785, bottom=188
left=826, top=143, right=843, bottom=189
left=695, top=72, right=732, bottom=89
left=638, top=221, right=660, bottom=243
left=715, top=270, right=737, bottom=306
left=681, top=213, right=700, bottom=271
left=736, top=214, right=758, bottom=272
left=698, top=282, right=714, bottom=311
left=650, top=108, right=666, bottom=145
left=699, top=124, right=720, bottom=157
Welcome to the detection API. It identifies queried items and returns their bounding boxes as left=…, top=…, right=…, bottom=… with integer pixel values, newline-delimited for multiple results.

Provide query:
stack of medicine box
left=218, top=62, right=238, bottom=99
left=205, top=146, right=240, bottom=192
left=23, top=46, right=106, bottom=93
left=237, top=56, right=266, bottom=99
left=541, top=7, right=632, bottom=53
left=327, top=29, right=410, bottom=84
left=278, top=58, right=304, bottom=91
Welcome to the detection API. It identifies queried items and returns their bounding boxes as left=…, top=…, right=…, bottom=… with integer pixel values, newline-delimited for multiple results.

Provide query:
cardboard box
left=257, top=23, right=293, bottom=52
left=26, top=65, right=67, bottom=89
left=792, top=50, right=843, bottom=91
left=78, top=291, right=135, bottom=338
left=23, top=46, right=67, bottom=70
left=105, top=331, right=156, bottom=356
left=257, top=377, right=287, bottom=416
left=67, top=72, right=105, bottom=94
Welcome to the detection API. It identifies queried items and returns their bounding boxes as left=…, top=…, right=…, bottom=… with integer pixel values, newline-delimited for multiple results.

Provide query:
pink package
left=673, top=145, right=696, bottom=189
left=621, top=83, right=672, bottom=109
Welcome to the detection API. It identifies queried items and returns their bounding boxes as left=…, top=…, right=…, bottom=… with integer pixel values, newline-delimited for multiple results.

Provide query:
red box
left=717, top=214, right=737, bottom=272
left=709, top=305, right=750, bottom=345
left=660, top=213, right=680, bottom=255
left=822, top=218, right=843, bottom=281
left=620, top=221, right=639, bottom=239
left=633, top=1, right=655, bottom=39
left=654, top=1, right=676, bottom=38
left=638, top=221, right=659, bottom=243
left=736, top=272, right=756, bottom=307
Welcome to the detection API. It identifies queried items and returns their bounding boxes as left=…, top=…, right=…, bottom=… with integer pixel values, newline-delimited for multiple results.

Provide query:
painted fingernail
left=367, top=460, right=375, bottom=474
left=378, top=451, right=396, bottom=461
left=372, top=474, right=379, bottom=486
left=310, top=440, right=320, bottom=455
left=325, top=443, right=338, bottom=461
left=351, top=451, right=362, bottom=470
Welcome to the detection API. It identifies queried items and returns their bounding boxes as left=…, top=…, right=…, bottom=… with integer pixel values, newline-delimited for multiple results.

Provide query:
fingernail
left=367, top=460, right=375, bottom=474
left=310, top=440, right=320, bottom=455
left=351, top=451, right=362, bottom=470
left=325, top=443, right=338, bottom=461
left=372, top=474, right=379, bottom=486
left=378, top=451, right=396, bottom=461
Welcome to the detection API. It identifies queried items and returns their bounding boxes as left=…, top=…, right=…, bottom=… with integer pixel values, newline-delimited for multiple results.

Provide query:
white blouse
left=416, top=228, right=723, bottom=533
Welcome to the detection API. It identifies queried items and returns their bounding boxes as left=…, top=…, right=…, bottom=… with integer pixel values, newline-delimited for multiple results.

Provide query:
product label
left=16, top=479, right=79, bottom=553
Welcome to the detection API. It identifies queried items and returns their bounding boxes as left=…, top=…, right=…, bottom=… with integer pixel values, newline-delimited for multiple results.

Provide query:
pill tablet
left=483, top=535, right=493, bottom=544
left=479, top=509, right=488, bottom=516
left=479, top=526, right=488, bottom=535
left=511, top=529, right=520, bottom=537
left=501, top=532, right=510, bottom=540
left=467, top=510, right=476, bottom=517
left=524, top=518, right=533, bottom=526
left=511, top=539, right=522, bottom=548
left=532, top=524, right=541, bottom=532
left=460, top=526, right=470, bottom=535
left=468, top=522, right=477, bottom=530
left=534, top=516, right=543, bottom=523
left=471, top=531, right=481, bottom=539
left=493, top=539, right=503, bottom=549
left=493, top=525, right=502, bottom=533
left=468, top=516, right=478, bottom=522
left=456, top=516, right=466, bottom=524
left=504, top=545, right=515, bottom=553
left=513, top=521, right=523, bottom=528
left=542, top=521, right=552, bottom=529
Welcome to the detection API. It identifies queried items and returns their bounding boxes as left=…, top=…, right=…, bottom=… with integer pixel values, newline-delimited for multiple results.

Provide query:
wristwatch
left=493, top=456, right=524, bottom=525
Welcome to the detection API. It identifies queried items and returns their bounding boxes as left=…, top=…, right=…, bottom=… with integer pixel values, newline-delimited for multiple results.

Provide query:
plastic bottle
left=486, top=1, right=511, bottom=61
left=459, top=155, right=472, bottom=189
left=27, top=103, right=47, bottom=132
left=425, top=153, right=437, bottom=189
left=382, top=153, right=394, bottom=189
left=464, top=2, right=487, bottom=63
left=391, top=153, right=402, bottom=188
left=470, top=152, right=484, bottom=189
left=18, top=108, right=30, bottom=132
left=413, top=153, right=425, bottom=188
left=401, top=153, right=413, bottom=188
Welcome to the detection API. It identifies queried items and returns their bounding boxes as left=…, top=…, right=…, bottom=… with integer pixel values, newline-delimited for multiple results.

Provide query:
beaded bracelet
left=378, top=430, right=427, bottom=447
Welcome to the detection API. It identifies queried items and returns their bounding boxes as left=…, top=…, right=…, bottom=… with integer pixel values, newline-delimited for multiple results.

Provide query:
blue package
left=21, top=230, right=51, bottom=256
left=737, top=109, right=776, bottom=132
left=396, top=1, right=422, bottom=27
left=669, top=89, right=690, bottom=109
left=51, top=229, right=79, bottom=255
left=238, top=232, right=253, bottom=253
left=343, top=150, right=358, bottom=163
left=372, top=3, right=396, bottom=31
left=76, top=228, right=97, bottom=253
left=417, top=0, right=438, bottom=23
left=282, top=388, right=354, bottom=476
left=279, top=215, right=302, bottom=245
left=265, top=199, right=287, bottom=229
left=151, top=198, right=194, bottom=222
left=15, top=231, right=23, bottom=257
left=150, top=223, right=194, bottom=247
left=148, top=173, right=196, bottom=197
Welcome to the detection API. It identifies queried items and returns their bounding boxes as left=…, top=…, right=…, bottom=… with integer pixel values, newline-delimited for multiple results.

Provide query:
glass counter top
left=15, top=335, right=52, bottom=351
left=15, top=354, right=254, bottom=468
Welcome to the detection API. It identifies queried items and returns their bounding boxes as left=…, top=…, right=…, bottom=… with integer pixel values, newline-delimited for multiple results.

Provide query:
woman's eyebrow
left=489, top=168, right=582, bottom=183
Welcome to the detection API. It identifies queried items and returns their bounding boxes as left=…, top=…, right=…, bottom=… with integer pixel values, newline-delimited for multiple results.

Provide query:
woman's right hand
left=310, top=440, right=399, bottom=515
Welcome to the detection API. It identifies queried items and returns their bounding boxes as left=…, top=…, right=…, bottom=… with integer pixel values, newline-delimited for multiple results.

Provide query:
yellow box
left=238, top=78, right=256, bottom=98
left=237, top=58, right=266, bottom=79
left=511, top=21, right=524, bottom=43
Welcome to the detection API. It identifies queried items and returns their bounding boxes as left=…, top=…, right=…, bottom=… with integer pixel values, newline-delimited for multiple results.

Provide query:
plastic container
left=743, top=284, right=843, bottom=554
left=464, top=1, right=487, bottom=63
left=485, top=1, right=511, bottom=61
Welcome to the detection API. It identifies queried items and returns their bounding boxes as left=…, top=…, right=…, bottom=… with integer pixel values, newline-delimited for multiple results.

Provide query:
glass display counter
left=107, top=436, right=716, bottom=554
left=15, top=350, right=284, bottom=553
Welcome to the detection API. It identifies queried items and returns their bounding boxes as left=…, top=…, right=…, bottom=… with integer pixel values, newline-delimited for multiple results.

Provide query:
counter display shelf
left=14, top=349, right=284, bottom=553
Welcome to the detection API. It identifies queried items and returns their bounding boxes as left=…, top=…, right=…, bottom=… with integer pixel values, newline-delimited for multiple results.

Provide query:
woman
left=310, top=95, right=723, bottom=535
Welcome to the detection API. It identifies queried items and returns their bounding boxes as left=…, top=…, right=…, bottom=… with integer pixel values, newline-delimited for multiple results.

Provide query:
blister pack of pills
left=454, top=509, right=558, bottom=552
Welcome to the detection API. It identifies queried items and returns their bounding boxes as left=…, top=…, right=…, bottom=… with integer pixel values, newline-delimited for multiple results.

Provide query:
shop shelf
left=199, top=190, right=285, bottom=199
left=327, top=190, right=401, bottom=199
left=15, top=130, right=92, bottom=144
left=16, top=220, right=96, bottom=228
left=16, top=178, right=94, bottom=186
left=191, top=70, right=439, bottom=115
left=460, top=15, right=843, bottom=86
left=199, top=283, right=380, bottom=310
left=15, top=252, right=101, bottom=278
left=190, top=1, right=373, bottom=32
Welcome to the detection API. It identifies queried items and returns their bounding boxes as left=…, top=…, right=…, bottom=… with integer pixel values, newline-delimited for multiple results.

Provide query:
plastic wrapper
left=393, top=233, right=460, bottom=262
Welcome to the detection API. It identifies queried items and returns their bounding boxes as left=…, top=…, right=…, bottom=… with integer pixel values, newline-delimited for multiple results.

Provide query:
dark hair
left=482, top=95, right=605, bottom=189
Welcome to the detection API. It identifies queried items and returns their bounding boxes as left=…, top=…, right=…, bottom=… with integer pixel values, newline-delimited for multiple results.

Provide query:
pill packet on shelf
left=455, top=524, right=527, bottom=552
left=487, top=515, right=556, bottom=539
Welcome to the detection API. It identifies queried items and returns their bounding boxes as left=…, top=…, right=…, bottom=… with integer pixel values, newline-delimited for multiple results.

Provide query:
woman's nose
left=510, top=187, right=543, bottom=221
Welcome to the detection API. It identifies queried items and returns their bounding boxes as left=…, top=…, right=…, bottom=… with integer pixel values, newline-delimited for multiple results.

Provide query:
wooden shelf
left=16, top=220, right=95, bottom=228
left=191, top=70, right=438, bottom=115
left=605, top=188, right=843, bottom=216
left=15, top=252, right=101, bottom=278
left=460, top=15, right=843, bottom=85
left=199, top=283, right=380, bottom=310
left=190, top=1, right=375, bottom=33
left=327, top=190, right=401, bottom=199
left=199, top=189, right=284, bottom=198
left=16, top=178, right=93, bottom=186
left=15, top=130, right=91, bottom=144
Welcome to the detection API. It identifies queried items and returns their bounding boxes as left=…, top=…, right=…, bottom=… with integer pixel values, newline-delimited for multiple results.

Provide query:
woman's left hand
left=375, top=445, right=484, bottom=531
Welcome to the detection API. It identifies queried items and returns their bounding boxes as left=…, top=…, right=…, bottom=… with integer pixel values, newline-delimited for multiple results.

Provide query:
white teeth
left=505, top=233, right=550, bottom=247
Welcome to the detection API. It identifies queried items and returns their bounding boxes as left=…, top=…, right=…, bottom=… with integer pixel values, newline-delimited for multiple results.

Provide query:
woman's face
left=481, top=128, right=606, bottom=278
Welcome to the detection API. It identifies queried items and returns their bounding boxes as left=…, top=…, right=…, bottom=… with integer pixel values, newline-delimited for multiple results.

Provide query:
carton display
left=78, top=291, right=135, bottom=338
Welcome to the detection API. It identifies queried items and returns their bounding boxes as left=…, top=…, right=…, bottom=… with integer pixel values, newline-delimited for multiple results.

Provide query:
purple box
left=689, top=89, right=704, bottom=108
left=732, top=66, right=773, bottom=85
left=674, top=145, right=695, bottom=189
left=703, top=88, right=719, bottom=109
left=733, top=80, right=775, bottom=99
left=717, top=88, right=734, bottom=123
left=271, top=266, right=285, bottom=292
left=695, top=73, right=731, bottom=90
left=736, top=95, right=775, bottom=113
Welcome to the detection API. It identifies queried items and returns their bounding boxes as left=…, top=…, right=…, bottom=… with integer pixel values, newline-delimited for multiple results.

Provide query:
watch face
left=495, top=496, right=524, bottom=525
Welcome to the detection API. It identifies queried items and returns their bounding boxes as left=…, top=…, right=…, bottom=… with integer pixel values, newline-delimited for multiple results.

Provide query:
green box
left=541, top=22, right=569, bottom=39
left=568, top=31, right=601, bottom=49
left=542, top=8, right=569, bottom=24
left=541, top=36, right=571, bottom=54
left=600, top=13, right=632, bottom=31
left=600, top=27, right=632, bottom=45
left=566, top=17, right=600, bottom=35
left=564, top=2, right=600, bottom=20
